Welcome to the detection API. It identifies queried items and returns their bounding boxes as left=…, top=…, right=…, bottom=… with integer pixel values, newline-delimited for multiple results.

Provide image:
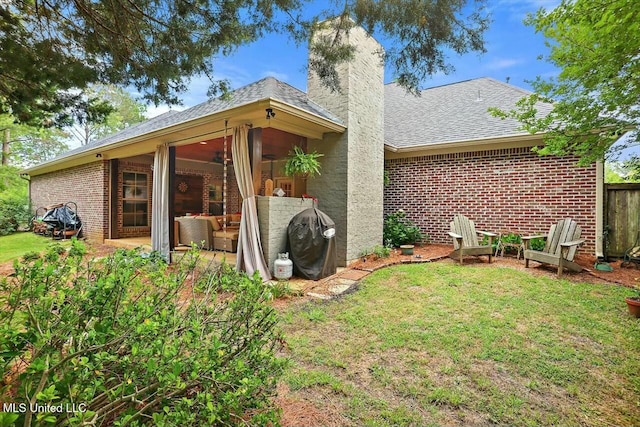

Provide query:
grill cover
left=286, top=208, right=337, bottom=280
left=41, top=205, right=82, bottom=232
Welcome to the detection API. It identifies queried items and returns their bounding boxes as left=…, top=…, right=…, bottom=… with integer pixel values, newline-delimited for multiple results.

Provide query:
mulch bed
left=350, top=243, right=640, bottom=288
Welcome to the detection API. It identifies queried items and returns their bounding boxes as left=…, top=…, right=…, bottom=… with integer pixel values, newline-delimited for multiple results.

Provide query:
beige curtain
left=232, top=125, right=272, bottom=280
left=151, top=143, right=170, bottom=261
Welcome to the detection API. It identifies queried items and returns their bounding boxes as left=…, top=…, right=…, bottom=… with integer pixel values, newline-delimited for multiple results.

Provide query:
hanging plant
left=283, top=146, right=323, bottom=179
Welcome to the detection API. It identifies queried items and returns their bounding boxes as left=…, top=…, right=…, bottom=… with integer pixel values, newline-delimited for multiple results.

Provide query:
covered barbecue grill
left=286, top=207, right=337, bottom=280
left=38, top=202, right=82, bottom=239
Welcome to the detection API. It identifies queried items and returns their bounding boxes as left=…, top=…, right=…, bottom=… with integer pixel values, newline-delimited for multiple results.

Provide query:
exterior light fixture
left=265, top=108, right=276, bottom=120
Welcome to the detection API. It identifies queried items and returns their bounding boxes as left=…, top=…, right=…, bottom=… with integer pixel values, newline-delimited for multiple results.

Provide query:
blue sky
left=146, top=0, right=561, bottom=117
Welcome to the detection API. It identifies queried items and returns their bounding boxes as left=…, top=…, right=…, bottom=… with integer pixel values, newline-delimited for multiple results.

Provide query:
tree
left=0, top=0, right=489, bottom=127
left=67, top=84, right=147, bottom=146
left=492, top=0, right=639, bottom=166
left=0, top=114, right=69, bottom=167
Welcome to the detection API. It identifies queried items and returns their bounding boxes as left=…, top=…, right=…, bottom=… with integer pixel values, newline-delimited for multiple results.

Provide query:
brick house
left=23, top=26, right=604, bottom=274
left=383, top=78, right=603, bottom=255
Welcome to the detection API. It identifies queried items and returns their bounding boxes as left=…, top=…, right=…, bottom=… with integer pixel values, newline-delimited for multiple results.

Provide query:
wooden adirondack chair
left=522, top=218, right=584, bottom=277
left=448, top=214, right=496, bottom=264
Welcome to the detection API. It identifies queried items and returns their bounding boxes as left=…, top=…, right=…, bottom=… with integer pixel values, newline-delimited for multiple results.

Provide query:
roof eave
left=23, top=98, right=345, bottom=176
left=384, top=133, right=546, bottom=159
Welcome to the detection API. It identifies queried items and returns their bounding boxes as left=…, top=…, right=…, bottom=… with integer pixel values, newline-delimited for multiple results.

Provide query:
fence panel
left=605, top=184, right=640, bottom=258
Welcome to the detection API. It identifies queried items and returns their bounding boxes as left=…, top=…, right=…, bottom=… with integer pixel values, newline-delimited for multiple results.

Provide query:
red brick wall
left=30, top=161, right=109, bottom=242
left=384, top=147, right=597, bottom=253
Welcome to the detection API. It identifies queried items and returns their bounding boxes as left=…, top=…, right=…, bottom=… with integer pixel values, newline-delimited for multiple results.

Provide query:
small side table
left=495, top=233, right=525, bottom=260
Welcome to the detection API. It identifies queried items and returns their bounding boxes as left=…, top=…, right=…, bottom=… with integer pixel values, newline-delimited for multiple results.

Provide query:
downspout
left=595, top=160, right=604, bottom=259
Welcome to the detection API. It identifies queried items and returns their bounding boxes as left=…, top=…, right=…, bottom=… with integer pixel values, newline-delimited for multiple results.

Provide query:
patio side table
left=494, top=233, right=525, bottom=260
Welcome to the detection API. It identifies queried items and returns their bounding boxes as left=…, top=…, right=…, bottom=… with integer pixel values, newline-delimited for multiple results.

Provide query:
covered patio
left=101, top=78, right=346, bottom=280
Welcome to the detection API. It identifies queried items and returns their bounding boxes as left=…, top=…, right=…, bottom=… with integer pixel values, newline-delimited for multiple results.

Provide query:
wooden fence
left=604, top=184, right=640, bottom=258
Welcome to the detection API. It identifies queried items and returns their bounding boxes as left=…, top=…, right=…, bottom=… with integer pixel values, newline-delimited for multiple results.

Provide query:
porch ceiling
left=24, top=98, right=345, bottom=176
left=176, top=128, right=306, bottom=163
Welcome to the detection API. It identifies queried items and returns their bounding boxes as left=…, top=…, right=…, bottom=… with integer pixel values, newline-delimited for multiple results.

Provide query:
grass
left=0, top=232, right=72, bottom=263
left=280, top=262, right=640, bottom=426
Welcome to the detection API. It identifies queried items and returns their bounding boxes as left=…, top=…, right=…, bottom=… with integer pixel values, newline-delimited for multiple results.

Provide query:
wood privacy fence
left=604, top=184, right=640, bottom=258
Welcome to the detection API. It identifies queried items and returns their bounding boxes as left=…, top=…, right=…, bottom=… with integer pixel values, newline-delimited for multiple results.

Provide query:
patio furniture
left=448, top=214, right=496, bottom=264
left=494, top=232, right=525, bottom=259
left=175, top=216, right=212, bottom=249
left=523, top=218, right=584, bottom=277
left=175, top=216, right=240, bottom=252
left=621, top=230, right=640, bottom=269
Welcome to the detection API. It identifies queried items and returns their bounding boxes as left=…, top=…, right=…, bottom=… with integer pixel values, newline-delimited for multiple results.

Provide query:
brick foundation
left=384, top=147, right=597, bottom=253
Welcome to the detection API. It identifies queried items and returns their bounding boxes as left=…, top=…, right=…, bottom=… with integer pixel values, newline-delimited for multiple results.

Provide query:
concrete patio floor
left=104, top=237, right=237, bottom=265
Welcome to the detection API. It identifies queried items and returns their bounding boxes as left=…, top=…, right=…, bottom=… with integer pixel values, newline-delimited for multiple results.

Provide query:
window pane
left=122, top=172, right=148, bottom=226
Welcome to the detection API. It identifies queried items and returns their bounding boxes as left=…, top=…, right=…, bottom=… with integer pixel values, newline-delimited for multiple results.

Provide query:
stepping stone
left=329, top=284, right=351, bottom=295
left=339, top=270, right=370, bottom=281
left=307, top=292, right=332, bottom=300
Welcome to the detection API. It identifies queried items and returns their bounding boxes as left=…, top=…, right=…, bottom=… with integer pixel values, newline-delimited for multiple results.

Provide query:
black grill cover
left=287, top=208, right=337, bottom=280
left=42, top=205, right=82, bottom=230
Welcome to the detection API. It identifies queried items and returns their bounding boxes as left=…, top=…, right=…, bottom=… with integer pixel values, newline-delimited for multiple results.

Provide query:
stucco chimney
left=306, top=22, right=385, bottom=265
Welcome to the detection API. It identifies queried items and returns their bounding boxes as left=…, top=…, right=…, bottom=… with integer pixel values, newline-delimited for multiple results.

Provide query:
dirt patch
left=350, top=243, right=452, bottom=271
left=275, top=383, right=349, bottom=427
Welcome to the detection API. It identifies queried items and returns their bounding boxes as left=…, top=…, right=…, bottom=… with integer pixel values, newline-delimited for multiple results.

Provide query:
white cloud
left=145, top=104, right=185, bottom=119
left=485, top=58, right=524, bottom=70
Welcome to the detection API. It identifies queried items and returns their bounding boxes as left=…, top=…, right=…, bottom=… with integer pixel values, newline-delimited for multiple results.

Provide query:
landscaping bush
left=0, top=241, right=285, bottom=427
left=0, top=165, right=30, bottom=235
left=383, top=210, right=424, bottom=247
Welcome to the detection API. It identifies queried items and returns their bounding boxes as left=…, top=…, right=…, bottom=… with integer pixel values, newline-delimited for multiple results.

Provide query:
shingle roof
left=52, top=77, right=344, bottom=160
left=384, top=77, right=553, bottom=149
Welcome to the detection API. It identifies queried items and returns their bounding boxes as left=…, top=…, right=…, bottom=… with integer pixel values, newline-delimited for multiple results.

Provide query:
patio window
left=123, top=172, right=148, bottom=227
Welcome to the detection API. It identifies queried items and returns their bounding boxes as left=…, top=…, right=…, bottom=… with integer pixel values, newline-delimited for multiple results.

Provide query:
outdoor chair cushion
left=212, top=230, right=239, bottom=239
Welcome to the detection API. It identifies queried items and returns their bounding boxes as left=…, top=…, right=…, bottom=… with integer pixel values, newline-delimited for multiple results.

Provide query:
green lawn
left=0, top=232, right=72, bottom=263
left=281, top=262, right=640, bottom=427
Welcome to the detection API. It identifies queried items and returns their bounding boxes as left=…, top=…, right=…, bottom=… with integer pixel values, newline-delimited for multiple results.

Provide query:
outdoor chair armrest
left=522, top=235, right=546, bottom=241
left=448, top=231, right=463, bottom=240
left=477, top=231, right=497, bottom=237
left=560, top=239, right=584, bottom=248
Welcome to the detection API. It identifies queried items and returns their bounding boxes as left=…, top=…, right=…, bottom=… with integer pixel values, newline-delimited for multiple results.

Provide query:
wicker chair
left=175, top=217, right=212, bottom=249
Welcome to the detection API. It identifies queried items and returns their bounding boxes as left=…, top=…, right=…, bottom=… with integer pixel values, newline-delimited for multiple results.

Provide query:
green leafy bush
left=0, top=165, right=30, bottom=235
left=0, top=241, right=284, bottom=426
left=529, top=237, right=546, bottom=251
left=383, top=210, right=424, bottom=247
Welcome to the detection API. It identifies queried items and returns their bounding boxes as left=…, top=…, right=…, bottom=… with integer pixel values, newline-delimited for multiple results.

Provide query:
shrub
left=529, top=237, right=546, bottom=251
left=0, top=194, right=30, bottom=235
left=383, top=210, right=424, bottom=247
left=0, top=241, right=284, bottom=426
left=0, top=165, right=30, bottom=235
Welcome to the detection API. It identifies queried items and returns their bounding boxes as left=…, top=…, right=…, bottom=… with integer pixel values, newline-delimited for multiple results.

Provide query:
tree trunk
left=2, top=128, right=9, bottom=165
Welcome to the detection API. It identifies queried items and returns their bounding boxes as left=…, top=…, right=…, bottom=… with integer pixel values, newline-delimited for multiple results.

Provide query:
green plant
left=360, top=245, right=391, bottom=260
left=0, top=241, right=284, bottom=426
left=529, top=236, right=546, bottom=251
left=383, top=210, right=423, bottom=247
left=283, top=146, right=323, bottom=179
left=0, top=165, right=30, bottom=235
